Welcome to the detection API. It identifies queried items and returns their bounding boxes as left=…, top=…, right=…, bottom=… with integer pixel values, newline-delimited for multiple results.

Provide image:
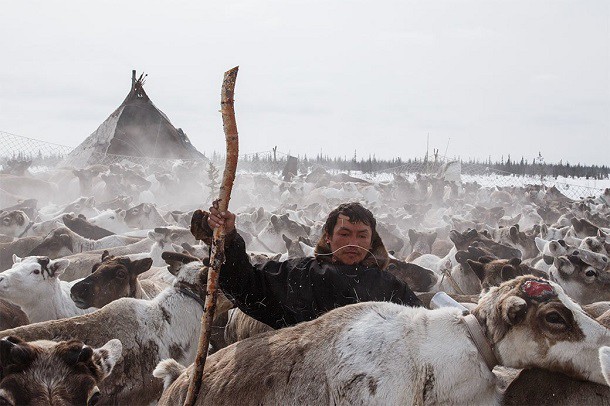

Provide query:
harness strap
left=178, top=287, right=207, bottom=310
left=440, top=268, right=466, bottom=295
left=464, top=314, right=498, bottom=371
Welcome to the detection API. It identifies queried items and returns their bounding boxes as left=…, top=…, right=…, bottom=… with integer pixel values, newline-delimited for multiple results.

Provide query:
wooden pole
left=183, top=66, right=239, bottom=406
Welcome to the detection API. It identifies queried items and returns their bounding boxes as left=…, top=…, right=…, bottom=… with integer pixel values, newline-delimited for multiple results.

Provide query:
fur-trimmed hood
left=314, top=229, right=390, bottom=270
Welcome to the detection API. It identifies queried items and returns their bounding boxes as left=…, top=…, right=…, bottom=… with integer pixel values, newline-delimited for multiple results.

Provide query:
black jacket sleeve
left=218, top=233, right=300, bottom=328
left=219, top=232, right=423, bottom=329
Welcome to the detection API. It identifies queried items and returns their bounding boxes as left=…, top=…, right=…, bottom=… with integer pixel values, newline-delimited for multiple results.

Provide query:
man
left=191, top=202, right=422, bottom=329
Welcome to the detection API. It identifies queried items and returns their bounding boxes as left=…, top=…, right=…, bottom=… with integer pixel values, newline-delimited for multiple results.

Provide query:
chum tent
left=64, top=71, right=204, bottom=167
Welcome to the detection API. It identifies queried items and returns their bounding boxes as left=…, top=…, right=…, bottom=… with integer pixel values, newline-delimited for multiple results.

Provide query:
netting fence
left=1, top=130, right=606, bottom=201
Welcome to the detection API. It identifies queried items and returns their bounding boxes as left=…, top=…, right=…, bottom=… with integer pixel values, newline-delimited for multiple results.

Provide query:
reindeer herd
left=1, top=159, right=610, bottom=405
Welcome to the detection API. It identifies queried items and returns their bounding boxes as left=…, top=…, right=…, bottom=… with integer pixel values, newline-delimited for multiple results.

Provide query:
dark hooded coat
left=191, top=210, right=423, bottom=329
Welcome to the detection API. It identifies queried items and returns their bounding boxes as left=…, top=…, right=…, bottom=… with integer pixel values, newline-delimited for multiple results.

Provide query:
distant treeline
left=1, top=151, right=66, bottom=167
left=2, top=149, right=607, bottom=180
left=467, top=155, right=609, bottom=180
left=232, top=152, right=610, bottom=180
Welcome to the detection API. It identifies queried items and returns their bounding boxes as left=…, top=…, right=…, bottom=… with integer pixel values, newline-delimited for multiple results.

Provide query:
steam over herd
left=1, top=159, right=610, bottom=405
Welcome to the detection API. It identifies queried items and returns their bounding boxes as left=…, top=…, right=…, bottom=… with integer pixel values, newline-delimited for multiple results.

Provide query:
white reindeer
left=0, top=255, right=93, bottom=323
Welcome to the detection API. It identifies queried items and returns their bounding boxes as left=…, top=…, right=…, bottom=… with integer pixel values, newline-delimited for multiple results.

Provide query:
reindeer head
left=70, top=252, right=153, bottom=309
left=0, top=336, right=121, bottom=405
left=0, top=256, right=70, bottom=306
left=474, top=276, right=610, bottom=385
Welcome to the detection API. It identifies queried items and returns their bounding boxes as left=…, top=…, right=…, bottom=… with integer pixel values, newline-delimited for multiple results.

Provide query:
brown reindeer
left=0, top=336, right=122, bottom=405
left=70, top=251, right=168, bottom=309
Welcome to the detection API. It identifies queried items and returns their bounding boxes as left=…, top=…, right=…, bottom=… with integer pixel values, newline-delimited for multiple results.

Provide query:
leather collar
left=463, top=314, right=498, bottom=371
left=178, top=286, right=206, bottom=310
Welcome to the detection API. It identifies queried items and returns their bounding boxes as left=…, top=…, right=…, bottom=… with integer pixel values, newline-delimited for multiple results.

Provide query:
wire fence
left=1, top=130, right=606, bottom=201
left=0, top=130, right=73, bottom=166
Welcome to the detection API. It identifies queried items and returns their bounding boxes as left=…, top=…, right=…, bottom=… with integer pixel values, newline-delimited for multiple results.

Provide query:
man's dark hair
left=323, top=202, right=376, bottom=236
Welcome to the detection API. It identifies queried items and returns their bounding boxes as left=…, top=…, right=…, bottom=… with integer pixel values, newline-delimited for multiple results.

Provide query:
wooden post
left=183, top=66, right=239, bottom=406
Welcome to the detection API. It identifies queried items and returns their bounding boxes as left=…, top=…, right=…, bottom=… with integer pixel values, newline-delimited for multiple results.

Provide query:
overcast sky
left=1, top=0, right=608, bottom=165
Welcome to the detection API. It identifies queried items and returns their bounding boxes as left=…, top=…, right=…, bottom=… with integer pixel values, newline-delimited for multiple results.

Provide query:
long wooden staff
left=184, top=66, right=240, bottom=406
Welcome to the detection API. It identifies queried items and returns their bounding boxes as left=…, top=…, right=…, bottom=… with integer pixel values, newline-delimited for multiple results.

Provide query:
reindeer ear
left=117, top=210, right=126, bottom=220
left=508, top=258, right=522, bottom=267
left=535, top=237, right=546, bottom=253
left=101, top=250, right=111, bottom=262
left=541, top=224, right=548, bottom=237
left=500, top=265, right=519, bottom=282
left=0, top=336, right=37, bottom=370
left=467, top=259, right=486, bottom=282
left=15, top=212, right=25, bottom=226
left=129, top=258, right=153, bottom=275
left=162, top=251, right=199, bottom=276
left=63, top=342, right=94, bottom=366
left=270, top=215, right=278, bottom=228
left=449, top=230, right=463, bottom=246
left=532, top=224, right=541, bottom=235
left=455, top=250, right=469, bottom=265
left=12, top=254, right=22, bottom=264
left=509, top=226, right=519, bottom=241
left=408, top=229, right=417, bottom=243
left=571, top=218, right=583, bottom=232
left=502, top=295, right=528, bottom=325
left=93, top=339, right=122, bottom=380
left=554, top=256, right=574, bottom=276
left=49, top=258, right=70, bottom=277
left=282, top=234, right=292, bottom=248
left=181, top=242, right=194, bottom=254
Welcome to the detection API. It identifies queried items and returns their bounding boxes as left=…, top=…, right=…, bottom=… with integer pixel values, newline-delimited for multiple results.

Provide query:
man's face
left=328, top=214, right=373, bottom=265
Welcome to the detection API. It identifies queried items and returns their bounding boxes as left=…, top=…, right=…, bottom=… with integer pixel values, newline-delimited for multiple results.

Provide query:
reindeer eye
left=33, top=269, right=40, bottom=275
left=133, top=209, right=138, bottom=214
left=116, top=270, right=127, bottom=279
left=74, top=204, right=81, bottom=209
left=110, top=216, right=115, bottom=220
left=545, top=312, right=566, bottom=325
left=585, top=269, right=597, bottom=277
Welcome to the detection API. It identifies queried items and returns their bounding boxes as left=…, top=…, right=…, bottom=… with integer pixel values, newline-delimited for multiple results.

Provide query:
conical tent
left=64, top=71, right=204, bottom=167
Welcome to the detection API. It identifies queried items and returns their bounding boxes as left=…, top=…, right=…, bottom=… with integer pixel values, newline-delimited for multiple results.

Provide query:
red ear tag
left=522, top=280, right=555, bottom=299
